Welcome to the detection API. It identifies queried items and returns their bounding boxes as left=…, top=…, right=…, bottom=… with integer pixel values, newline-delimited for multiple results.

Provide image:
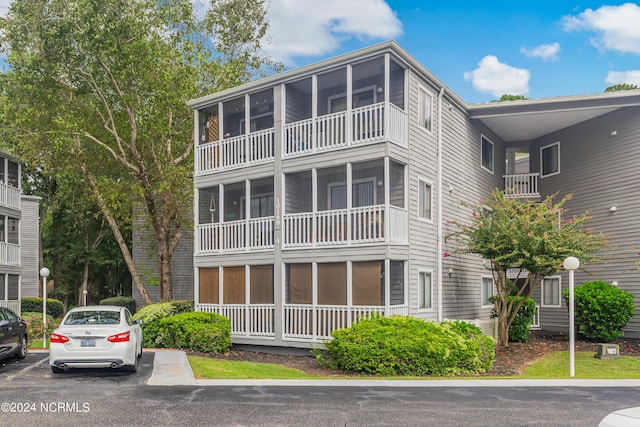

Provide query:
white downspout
left=437, top=87, right=445, bottom=322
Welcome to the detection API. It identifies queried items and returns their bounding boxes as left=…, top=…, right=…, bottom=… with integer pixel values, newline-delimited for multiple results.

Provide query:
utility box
left=595, top=343, right=620, bottom=360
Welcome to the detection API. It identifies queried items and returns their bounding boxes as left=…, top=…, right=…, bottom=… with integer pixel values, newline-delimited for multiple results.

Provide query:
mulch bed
left=191, top=331, right=640, bottom=377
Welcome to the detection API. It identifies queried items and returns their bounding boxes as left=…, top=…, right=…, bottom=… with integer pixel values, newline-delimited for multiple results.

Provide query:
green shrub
left=490, top=296, right=537, bottom=343
left=563, top=280, right=635, bottom=342
left=21, top=312, right=60, bottom=344
left=131, top=300, right=194, bottom=347
left=320, top=315, right=495, bottom=376
left=21, top=297, right=64, bottom=318
left=443, top=320, right=496, bottom=372
left=99, top=296, right=137, bottom=314
left=158, top=312, right=231, bottom=354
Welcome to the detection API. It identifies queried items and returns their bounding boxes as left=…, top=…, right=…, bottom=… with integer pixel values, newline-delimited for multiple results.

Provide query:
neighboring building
left=0, top=151, right=41, bottom=315
left=184, top=41, right=640, bottom=347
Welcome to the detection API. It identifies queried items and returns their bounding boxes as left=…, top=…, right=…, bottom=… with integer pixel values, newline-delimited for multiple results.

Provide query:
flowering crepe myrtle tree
left=448, top=189, right=605, bottom=346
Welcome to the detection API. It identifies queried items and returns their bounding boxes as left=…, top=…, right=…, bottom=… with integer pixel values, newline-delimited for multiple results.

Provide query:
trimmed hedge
left=563, top=280, right=635, bottom=342
left=131, top=300, right=194, bottom=348
left=320, top=315, right=495, bottom=376
left=21, top=297, right=64, bottom=318
left=157, top=312, right=231, bottom=354
left=99, top=296, right=136, bottom=314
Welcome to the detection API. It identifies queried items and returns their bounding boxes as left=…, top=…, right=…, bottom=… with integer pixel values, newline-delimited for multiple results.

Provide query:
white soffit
left=475, top=108, right=618, bottom=142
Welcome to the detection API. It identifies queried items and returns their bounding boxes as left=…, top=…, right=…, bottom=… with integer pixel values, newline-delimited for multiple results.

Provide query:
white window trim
left=417, top=176, right=433, bottom=223
left=540, top=141, right=560, bottom=178
left=541, top=276, right=562, bottom=308
left=480, top=135, right=494, bottom=174
left=481, top=275, right=495, bottom=308
left=417, top=85, right=435, bottom=134
left=417, top=269, right=434, bottom=311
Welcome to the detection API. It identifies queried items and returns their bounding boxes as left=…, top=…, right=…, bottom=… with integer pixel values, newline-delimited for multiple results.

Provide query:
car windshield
left=64, top=310, right=121, bottom=325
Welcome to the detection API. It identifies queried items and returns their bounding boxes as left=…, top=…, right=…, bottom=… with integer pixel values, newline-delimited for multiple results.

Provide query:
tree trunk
left=80, top=161, right=153, bottom=305
left=78, top=260, right=89, bottom=306
left=496, top=308, right=510, bottom=347
left=158, top=238, right=172, bottom=302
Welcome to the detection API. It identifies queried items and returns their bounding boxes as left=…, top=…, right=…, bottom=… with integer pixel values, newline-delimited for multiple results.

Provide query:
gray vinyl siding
left=437, top=90, right=504, bottom=323
left=530, top=106, right=640, bottom=336
left=19, top=196, right=40, bottom=297
left=405, top=73, right=438, bottom=320
left=132, top=202, right=194, bottom=306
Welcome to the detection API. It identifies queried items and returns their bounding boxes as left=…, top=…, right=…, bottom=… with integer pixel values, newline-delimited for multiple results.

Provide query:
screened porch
left=195, top=261, right=409, bottom=341
left=283, top=159, right=407, bottom=248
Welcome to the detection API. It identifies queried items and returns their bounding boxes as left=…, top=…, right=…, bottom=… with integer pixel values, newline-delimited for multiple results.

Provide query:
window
left=542, top=277, right=561, bottom=307
left=541, top=142, right=560, bottom=177
left=418, top=271, right=432, bottom=309
left=418, top=179, right=432, bottom=220
left=481, top=136, right=494, bottom=173
left=481, top=277, right=494, bottom=307
left=418, top=87, right=433, bottom=131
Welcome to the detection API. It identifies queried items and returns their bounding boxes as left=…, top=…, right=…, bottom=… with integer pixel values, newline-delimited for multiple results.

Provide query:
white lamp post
left=563, top=256, right=580, bottom=377
left=39, top=267, right=50, bottom=348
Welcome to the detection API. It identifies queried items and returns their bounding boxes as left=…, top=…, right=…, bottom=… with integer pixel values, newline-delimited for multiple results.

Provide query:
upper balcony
left=195, top=54, right=408, bottom=176
left=0, top=181, right=21, bottom=210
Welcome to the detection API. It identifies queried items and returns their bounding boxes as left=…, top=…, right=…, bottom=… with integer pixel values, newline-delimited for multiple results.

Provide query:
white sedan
left=49, top=305, right=143, bottom=373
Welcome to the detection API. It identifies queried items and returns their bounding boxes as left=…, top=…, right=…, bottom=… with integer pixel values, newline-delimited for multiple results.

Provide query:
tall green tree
left=449, top=190, right=605, bottom=346
left=605, top=83, right=639, bottom=92
left=0, top=0, right=281, bottom=303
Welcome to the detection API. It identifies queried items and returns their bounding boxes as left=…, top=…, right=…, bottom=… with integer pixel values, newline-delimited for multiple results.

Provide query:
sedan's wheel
left=15, top=335, right=28, bottom=359
left=51, top=366, right=64, bottom=374
left=137, top=341, right=143, bottom=359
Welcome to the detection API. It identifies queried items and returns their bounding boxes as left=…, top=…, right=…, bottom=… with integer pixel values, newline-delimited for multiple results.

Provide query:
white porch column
left=346, top=162, right=352, bottom=245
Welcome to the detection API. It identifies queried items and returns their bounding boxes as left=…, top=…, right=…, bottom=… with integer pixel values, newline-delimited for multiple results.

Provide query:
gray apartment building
left=132, top=41, right=640, bottom=347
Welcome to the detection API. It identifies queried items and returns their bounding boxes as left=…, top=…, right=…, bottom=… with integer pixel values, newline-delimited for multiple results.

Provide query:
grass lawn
left=189, top=351, right=640, bottom=380
left=522, top=351, right=640, bottom=379
left=188, top=356, right=316, bottom=379
left=29, top=338, right=50, bottom=348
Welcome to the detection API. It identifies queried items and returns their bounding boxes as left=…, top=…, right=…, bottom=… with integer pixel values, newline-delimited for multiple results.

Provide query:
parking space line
left=4, top=355, right=49, bottom=381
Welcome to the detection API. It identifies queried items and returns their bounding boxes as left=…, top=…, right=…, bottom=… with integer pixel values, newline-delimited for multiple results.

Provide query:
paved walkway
left=146, top=350, right=640, bottom=387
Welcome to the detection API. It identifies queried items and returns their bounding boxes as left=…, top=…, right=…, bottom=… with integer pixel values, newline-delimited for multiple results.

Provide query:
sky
left=1, top=1, right=639, bottom=104
left=260, top=0, right=640, bottom=103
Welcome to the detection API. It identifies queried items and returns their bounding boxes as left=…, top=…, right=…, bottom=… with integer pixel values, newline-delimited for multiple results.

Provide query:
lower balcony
left=0, top=242, right=20, bottom=265
left=195, top=303, right=409, bottom=340
left=503, top=173, right=540, bottom=198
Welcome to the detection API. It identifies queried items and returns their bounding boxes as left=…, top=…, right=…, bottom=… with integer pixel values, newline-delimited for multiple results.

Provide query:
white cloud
left=562, top=3, right=640, bottom=54
left=605, top=70, right=640, bottom=86
left=263, top=0, right=403, bottom=65
left=0, top=0, right=10, bottom=17
left=520, top=42, right=560, bottom=61
left=464, top=55, right=530, bottom=97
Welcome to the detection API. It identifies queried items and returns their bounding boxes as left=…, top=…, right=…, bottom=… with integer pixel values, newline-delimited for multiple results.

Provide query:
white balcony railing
left=283, top=304, right=409, bottom=340
left=0, top=300, right=20, bottom=314
left=504, top=173, right=540, bottom=198
left=196, top=128, right=274, bottom=174
left=196, top=304, right=274, bottom=336
left=0, top=184, right=21, bottom=210
left=283, top=102, right=408, bottom=158
left=196, top=217, right=274, bottom=254
left=0, top=242, right=20, bottom=266
left=282, top=205, right=408, bottom=248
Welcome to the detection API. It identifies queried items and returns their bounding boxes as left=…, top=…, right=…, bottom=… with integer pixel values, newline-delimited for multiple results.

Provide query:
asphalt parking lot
left=1, top=350, right=154, bottom=386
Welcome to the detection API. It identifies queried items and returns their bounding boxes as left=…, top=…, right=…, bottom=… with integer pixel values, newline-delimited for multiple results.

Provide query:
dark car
left=0, top=307, right=28, bottom=361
